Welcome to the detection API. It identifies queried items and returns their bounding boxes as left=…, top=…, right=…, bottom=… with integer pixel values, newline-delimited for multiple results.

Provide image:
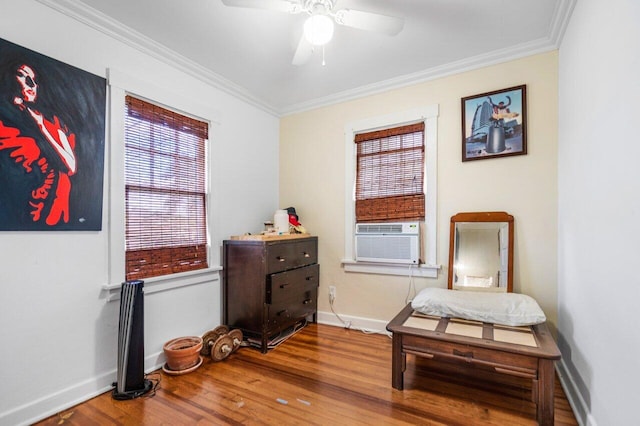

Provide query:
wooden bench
left=387, top=304, right=561, bottom=426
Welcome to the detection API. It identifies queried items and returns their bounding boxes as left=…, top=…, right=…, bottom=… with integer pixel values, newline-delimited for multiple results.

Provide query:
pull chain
left=322, top=45, right=326, bottom=66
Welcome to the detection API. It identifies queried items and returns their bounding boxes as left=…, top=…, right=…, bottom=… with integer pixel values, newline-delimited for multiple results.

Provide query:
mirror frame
left=447, top=211, right=514, bottom=292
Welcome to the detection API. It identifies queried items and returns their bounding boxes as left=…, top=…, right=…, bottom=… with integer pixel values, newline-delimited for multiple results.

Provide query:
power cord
left=329, top=293, right=352, bottom=329
left=405, top=263, right=416, bottom=305
left=144, top=372, right=161, bottom=398
left=112, top=372, right=161, bottom=400
left=329, top=291, right=391, bottom=338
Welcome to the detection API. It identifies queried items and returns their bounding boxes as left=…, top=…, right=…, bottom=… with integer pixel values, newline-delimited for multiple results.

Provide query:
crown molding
left=280, top=37, right=557, bottom=116
left=548, top=0, right=577, bottom=47
left=35, top=0, right=279, bottom=117
left=281, top=0, right=576, bottom=116
left=36, top=0, right=576, bottom=118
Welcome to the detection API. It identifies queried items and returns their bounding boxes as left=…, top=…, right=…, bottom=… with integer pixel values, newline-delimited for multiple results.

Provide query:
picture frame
left=0, top=37, right=106, bottom=231
left=461, top=85, right=527, bottom=162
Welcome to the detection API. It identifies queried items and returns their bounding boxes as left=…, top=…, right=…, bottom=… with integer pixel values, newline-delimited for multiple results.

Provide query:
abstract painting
left=0, top=38, right=106, bottom=230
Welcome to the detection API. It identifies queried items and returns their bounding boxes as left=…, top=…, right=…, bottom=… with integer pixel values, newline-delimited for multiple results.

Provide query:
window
left=124, top=95, right=208, bottom=280
left=355, top=122, right=425, bottom=222
left=343, top=106, right=439, bottom=277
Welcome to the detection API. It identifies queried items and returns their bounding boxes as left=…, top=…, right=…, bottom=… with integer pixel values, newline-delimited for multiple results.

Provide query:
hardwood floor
left=37, top=323, right=577, bottom=425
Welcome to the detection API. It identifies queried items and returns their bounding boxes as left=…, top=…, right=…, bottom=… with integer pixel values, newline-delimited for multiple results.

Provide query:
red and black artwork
left=0, top=38, right=106, bottom=230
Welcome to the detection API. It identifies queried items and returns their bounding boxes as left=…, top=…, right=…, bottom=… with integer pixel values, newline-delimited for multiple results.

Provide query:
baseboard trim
left=556, top=358, right=595, bottom=426
left=316, top=310, right=391, bottom=336
left=1, top=353, right=165, bottom=426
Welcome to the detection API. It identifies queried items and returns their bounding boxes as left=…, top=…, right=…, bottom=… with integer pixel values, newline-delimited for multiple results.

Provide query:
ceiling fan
left=220, top=0, right=405, bottom=65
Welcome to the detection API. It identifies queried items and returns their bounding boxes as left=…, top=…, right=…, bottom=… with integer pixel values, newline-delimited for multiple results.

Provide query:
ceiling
left=38, top=0, right=575, bottom=116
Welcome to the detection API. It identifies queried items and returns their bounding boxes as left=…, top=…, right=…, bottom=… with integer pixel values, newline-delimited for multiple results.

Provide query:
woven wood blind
left=355, top=122, right=425, bottom=222
left=124, top=96, right=208, bottom=280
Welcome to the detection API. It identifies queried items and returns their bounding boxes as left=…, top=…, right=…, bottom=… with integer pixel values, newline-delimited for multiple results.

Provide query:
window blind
left=355, top=122, right=425, bottom=222
left=124, top=96, right=208, bottom=280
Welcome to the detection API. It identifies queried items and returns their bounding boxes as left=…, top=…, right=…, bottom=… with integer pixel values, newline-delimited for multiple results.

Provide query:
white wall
left=280, top=52, right=559, bottom=330
left=557, top=0, right=640, bottom=425
left=0, top=1, right=279, bottom=424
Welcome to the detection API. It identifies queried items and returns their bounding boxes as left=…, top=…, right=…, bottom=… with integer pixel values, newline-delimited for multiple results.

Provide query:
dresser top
left=229, top=233, right=312, bottom=241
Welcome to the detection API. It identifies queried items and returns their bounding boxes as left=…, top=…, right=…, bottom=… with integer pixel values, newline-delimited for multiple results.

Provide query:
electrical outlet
left=329, top=285, right=336, bottom=301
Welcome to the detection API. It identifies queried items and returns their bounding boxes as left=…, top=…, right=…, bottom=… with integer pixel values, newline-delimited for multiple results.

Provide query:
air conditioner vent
left=356, top=223, right=404, bottom=234
left=355, top=222, right=420, bottom=264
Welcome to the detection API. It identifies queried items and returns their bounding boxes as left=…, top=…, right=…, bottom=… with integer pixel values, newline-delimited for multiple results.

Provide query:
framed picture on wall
left=0, top=37, right=106, bottom=230
left=461, top=85, right=527, bottom=162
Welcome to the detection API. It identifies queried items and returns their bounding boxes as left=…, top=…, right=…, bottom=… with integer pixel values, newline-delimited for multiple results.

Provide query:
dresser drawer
left=267, top=264, right=319, bottom=305
left=268, top=286, right=317, bottom=328
left=266, top=239, right=317, bottom=273
left=403, top=334, right=538, bottom=377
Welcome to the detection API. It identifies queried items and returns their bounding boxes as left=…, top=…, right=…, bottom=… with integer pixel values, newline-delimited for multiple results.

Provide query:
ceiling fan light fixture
left=303, top=14, right=334, bottom=46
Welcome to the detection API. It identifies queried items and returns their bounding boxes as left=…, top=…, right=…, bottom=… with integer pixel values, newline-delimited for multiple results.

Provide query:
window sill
left=341, top=259, right=440, bottom=278
left=102, top=266, right=222, bottom=302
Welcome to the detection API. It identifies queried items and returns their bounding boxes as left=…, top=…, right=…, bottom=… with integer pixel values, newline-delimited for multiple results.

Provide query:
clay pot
left=163, top=336, right=203, bottom=371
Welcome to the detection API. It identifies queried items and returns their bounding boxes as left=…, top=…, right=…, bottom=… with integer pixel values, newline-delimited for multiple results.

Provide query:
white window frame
left=342, top=105, right=440, bottom=278
left=102, top=68, right=221, bottom=301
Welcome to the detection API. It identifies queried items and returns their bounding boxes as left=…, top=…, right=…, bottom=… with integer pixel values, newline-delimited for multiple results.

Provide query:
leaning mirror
left=447, top=212, right=514, bottom=292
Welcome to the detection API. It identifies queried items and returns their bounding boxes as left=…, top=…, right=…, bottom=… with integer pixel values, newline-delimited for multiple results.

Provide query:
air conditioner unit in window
left=355, top=222, right=420, bottom=264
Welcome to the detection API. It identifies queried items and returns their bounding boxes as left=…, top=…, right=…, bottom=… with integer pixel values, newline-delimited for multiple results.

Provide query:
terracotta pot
left=163, top=336, right=203, bottom=371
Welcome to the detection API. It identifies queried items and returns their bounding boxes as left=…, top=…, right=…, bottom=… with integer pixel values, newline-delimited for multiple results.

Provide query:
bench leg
left=536, top=359, right=555, bottom=426
left=391, top=333, right=405, bottom=390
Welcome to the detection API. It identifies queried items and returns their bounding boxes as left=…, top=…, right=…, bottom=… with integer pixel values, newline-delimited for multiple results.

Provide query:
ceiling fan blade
left=221, top=0, right=301, bottom=13
left=334, top=9, right=404, bottom=35
left=292, top=35, right=314, bottom=66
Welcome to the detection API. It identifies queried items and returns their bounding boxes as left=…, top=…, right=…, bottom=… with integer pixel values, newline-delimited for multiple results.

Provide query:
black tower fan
left=112, top=280, right=152, bottom=399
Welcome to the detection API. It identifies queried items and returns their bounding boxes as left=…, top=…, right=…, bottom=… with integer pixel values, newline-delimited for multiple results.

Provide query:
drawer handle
left=305, top=276, right=313, bottom=281
left=453, top=349, right=474, bottom=360
left=405, top=349, right=435, bottom=359
left=494, top=367, right=537, bottom=379
left=303, top=252, right=310, bottom=258
left=303, top=299, right=313, bottom=304
left=276, top=256, right=286, bottom=262
left=279, top=283, right=290, bottom=289
left=277, top=309, right=289, bottom=316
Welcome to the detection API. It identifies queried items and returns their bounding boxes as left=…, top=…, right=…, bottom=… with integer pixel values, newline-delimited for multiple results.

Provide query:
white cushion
left=411, top=287, right=546, bottom=326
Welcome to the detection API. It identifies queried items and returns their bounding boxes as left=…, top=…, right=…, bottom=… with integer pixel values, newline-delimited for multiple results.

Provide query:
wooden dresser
left=223, top=235, right=319, bottom=353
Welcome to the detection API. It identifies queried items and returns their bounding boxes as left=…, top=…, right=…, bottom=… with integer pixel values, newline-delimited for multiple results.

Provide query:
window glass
left=355, top=122, right=425, bottom=222
left=124, top=95, right=208, bottom=280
